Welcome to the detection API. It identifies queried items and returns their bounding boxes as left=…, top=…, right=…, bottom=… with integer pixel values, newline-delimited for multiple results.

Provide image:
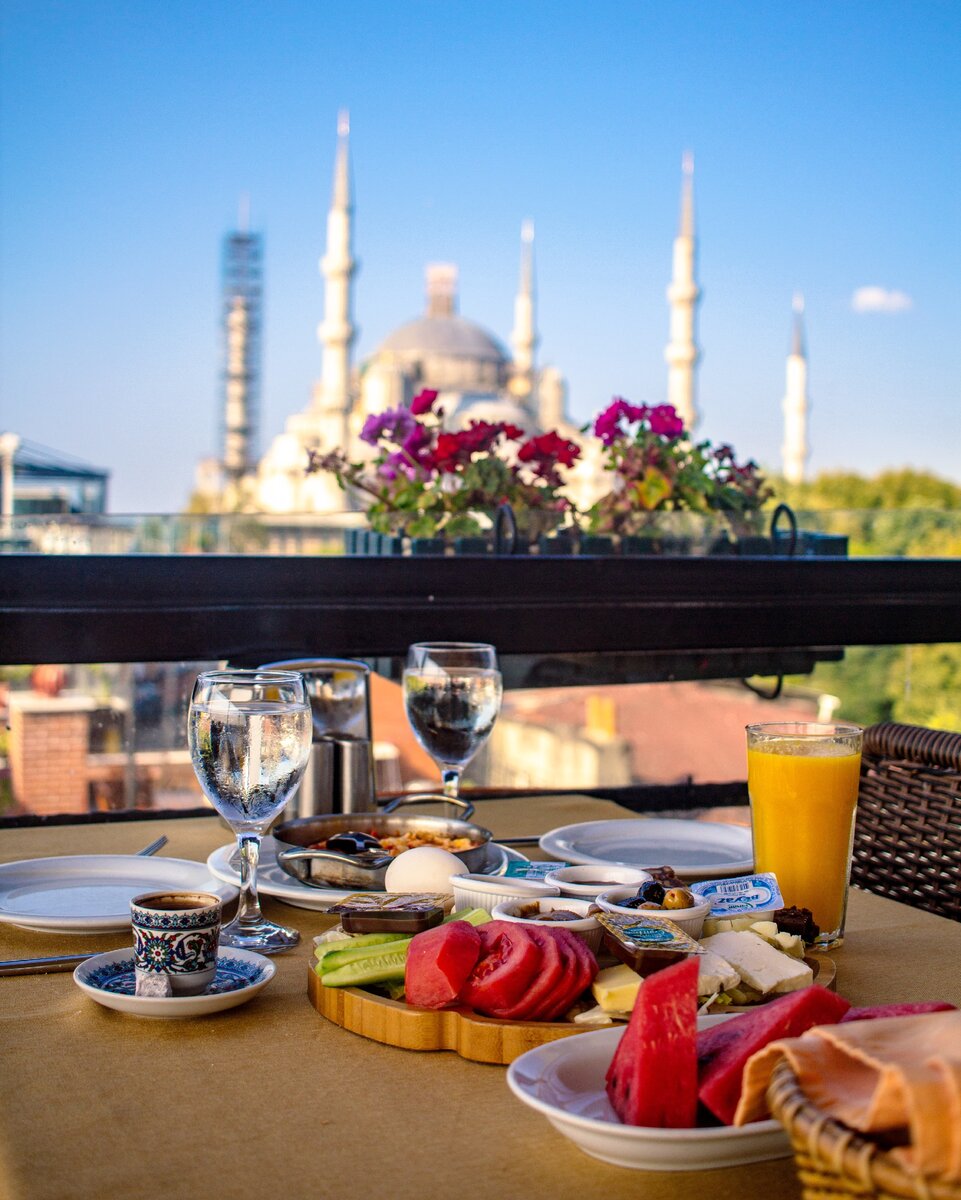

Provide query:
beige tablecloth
left=2, top=798, right=959, bottom=1200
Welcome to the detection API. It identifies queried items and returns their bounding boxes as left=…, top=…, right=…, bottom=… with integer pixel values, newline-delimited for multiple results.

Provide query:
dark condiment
left=773, top=905, right=820, bottom=944
left=325, top=831, right=383, bottom=855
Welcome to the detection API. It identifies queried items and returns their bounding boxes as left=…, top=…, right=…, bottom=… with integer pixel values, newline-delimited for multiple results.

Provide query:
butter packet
left=597, top=912, right=703, bottom=975
left=502, top=861, right=567, bottom=880
left=690, top=872, right=784, bottom=918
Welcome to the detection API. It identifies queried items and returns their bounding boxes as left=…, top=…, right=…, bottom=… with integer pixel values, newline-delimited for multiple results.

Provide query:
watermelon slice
left=697, top=985, right=851, bottom=1125
left=605, top=956, right=699, bottom=1127
left=840, top=1001, right=956, bottom=1022
left=405, top=920, right=482, bottom=1009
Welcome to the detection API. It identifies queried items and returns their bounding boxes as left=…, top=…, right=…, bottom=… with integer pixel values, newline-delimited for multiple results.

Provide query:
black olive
left=636, top=880, right=666, bottom=906
left=326, top=831, right=382, bottom=855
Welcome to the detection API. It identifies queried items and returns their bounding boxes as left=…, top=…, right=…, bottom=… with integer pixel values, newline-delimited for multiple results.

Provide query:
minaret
left=664, top=151, right=701, bottom=431
left=782, top=293, right=810, bottom=484
left=315, top=110, right=357, bottom=442
left=509, top=220, right=538, bottom=413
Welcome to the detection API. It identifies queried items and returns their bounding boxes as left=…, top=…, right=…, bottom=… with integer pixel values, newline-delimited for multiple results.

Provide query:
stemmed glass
left=188, top=669, right=312, bottom=953
left=403, top=642, right=503, bottom=802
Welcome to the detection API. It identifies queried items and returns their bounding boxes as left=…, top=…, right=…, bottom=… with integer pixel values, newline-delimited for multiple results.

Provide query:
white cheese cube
left=700, top=931, right=813, bottom=996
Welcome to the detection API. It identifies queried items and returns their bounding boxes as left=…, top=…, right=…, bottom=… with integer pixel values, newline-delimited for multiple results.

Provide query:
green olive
left=662, top=887, right=696, bottom=910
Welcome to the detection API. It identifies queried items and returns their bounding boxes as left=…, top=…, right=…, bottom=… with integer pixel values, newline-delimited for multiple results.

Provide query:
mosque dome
left=378, top=315, right=508, bottom=366
left=369, top=263, right=510, bottom=392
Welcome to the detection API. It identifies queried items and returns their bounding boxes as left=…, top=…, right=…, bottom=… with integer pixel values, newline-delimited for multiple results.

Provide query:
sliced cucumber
left=316, top=936, right=414, bottom=975
left=443, top=907, right=491, bottom=926
left=313, top=931, right=409, bottom=971
left=321, top=949, right=408, bottom=988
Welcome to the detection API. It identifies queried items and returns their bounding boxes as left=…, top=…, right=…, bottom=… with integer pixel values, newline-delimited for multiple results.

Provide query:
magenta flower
left=647, top=405, right=684, bottom=438
left=593, top=397, right=648, bottom=445
left=410, top=388, right=439, bottom=416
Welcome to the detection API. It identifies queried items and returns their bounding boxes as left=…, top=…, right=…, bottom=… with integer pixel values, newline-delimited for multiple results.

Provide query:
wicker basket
left=853, top=722, right=961, bottom=922
left=767, top=1059, right=961, bottom=1200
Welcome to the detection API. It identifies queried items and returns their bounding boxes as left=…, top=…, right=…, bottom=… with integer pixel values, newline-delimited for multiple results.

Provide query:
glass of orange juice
left=746, top=722, right=863, bottom=950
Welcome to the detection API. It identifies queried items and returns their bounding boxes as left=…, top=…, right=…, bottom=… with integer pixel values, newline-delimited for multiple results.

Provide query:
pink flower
left=410, top=389, right=439, bottom=416
left=593, top=397, right=648, bottom=445
left=647, top=405, right=684, bottom=439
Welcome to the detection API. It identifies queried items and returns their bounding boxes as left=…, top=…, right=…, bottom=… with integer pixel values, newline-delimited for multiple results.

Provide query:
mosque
left=199, top=113, right=810, bottom=515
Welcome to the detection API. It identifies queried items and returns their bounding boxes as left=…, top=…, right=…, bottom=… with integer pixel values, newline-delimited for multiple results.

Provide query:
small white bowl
left=543, top=864, right=651, bottom=899
left=451, top=874, right=559, bottom=914
left=491, top=896, right=603, bottom=953
left=595, top=886, right=710, bottom=939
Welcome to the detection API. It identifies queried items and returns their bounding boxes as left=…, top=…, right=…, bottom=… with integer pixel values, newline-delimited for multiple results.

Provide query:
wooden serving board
left=308, top=952, right=837, bottom=1063
left=307, top=968, right=584, bottom=1065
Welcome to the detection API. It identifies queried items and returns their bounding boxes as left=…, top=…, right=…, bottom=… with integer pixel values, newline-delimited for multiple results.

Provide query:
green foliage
left=787, top=467, right=961, bottom=732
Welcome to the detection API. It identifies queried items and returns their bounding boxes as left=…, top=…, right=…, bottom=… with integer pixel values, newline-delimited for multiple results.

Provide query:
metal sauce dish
left=273, top=795, right=493, bottom=890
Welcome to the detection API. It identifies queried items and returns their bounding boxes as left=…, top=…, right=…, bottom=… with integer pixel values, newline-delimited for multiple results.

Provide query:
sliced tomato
left=460, top=921, right=542, bottom=1016
left=405, top=920, right=482, bottom=1010
left=538, top=928, right=598, bottom=1021
left=492, top=925, right=565, bottom=1022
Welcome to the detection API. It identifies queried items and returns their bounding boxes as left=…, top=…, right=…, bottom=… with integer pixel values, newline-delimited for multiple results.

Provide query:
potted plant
left=584, top=398, right=775, bottom=554
left=306, top=389, right=581, bottom=553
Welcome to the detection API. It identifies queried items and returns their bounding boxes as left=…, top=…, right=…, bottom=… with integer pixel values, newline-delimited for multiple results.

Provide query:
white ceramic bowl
left=506, top=1018, right=790, bottom=1170
left=595, top=886, right=710, bottom=939
left=491, top=896, right=603, bottom=953
left=451, top=873, right=560, bottom=913
left=543, top=864, right=651, bottom=899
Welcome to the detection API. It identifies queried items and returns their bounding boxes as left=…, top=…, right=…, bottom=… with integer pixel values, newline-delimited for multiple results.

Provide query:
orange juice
left=747, top=726, right=862, bottom=944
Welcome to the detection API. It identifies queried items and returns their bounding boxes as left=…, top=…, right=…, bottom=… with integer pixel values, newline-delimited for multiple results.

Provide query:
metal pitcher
left=259, top=658, right=376, bottom=816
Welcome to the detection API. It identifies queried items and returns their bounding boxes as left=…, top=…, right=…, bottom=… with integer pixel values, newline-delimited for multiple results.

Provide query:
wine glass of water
left=188, top=669, right=312, bottom=953
left=403, top=643, right=503, bottom=802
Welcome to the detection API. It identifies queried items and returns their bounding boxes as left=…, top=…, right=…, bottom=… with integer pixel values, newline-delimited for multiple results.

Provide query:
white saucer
left=73, top=947, right=275, bottom=1018
left=206, top=836, right=529, bottom=911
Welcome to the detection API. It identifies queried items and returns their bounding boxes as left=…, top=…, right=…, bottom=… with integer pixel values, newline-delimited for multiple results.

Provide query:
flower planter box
left=343, top=510, right=848, bottom=559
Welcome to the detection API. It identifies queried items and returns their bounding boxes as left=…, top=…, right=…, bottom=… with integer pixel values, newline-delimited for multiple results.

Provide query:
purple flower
left=360, top=408, right=417, bottom=447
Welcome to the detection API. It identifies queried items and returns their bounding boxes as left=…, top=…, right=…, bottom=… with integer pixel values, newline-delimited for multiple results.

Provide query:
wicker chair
left=853, top=722, right=961, bottom=922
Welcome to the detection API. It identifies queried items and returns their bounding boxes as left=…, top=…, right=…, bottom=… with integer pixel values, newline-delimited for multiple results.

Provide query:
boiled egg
left=384, top=846, right=469, bottom=894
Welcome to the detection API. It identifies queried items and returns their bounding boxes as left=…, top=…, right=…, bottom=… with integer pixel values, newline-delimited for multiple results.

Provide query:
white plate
left=73, top=947, right=274, bottom=1018
left=0, top=856, right=239, bottom=934
left=539, top=819, right=754, bottom=878
left=206, top=837, right=530, bottom=911
left=507, top=1017, right=789, bottom=1171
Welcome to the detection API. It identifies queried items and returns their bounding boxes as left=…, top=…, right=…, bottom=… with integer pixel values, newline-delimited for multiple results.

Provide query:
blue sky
left=2, top=0, right=959, bottom=512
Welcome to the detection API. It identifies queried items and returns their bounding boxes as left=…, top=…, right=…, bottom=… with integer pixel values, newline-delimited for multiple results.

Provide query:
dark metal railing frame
left=3, top=553, right=961, bottom=666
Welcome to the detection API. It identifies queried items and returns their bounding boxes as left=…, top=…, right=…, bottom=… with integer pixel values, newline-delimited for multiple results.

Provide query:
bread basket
left=767, top=1058, right=961, bottom=1200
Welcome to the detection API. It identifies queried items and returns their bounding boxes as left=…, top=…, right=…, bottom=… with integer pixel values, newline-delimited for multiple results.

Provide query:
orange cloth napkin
left=735, top=1011, right=961, bottom=1182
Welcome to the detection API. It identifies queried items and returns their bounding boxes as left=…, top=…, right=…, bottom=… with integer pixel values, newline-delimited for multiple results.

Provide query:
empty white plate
left=539, top=818, right=753, bottom=877
left=0, top=855, right=238, bottom=934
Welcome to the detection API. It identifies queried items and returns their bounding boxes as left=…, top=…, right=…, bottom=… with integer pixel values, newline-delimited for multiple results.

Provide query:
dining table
left=2, top=793, right=960, bottom=1200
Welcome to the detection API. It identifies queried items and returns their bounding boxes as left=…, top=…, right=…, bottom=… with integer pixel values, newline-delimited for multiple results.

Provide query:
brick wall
left=8, top=693, right=96, bottom=815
